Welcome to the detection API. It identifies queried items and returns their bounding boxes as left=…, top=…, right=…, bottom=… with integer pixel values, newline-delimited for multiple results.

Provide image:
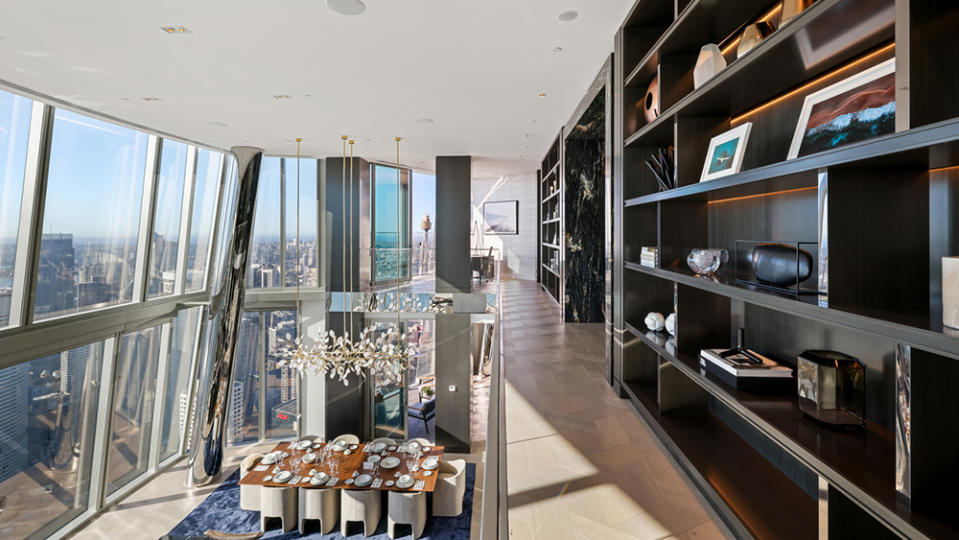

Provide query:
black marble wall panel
left=564, top=91, right=606, bottom=322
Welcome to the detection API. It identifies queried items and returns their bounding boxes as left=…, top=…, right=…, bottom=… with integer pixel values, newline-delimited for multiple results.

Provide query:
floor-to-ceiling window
left=372, top=163, right=411, bottom=283
left=147, top=140, right=188, bottom=298
left=0, top=84, right=231, bottom=538
left=285, top=158, right=318, bottom=288
left=35, top=110, right=148, bottom=319
left=188, top=149, right=224, bottom=292
left=159, top=307, right=202, bottom=462
left=0, top=89, right=31, bottom=329
left=0, top=340, right=106, bottom=540
left=411, top=171, right=436, bottom=277
left=106, top=326, right=162, bottom=496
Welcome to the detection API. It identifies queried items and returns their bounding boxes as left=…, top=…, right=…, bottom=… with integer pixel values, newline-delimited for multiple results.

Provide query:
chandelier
left=279, top=136, right=413, bottom=385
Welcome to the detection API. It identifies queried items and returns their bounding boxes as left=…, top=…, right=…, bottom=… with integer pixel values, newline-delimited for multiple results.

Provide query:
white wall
left=471, top=172, right=538, bottom=280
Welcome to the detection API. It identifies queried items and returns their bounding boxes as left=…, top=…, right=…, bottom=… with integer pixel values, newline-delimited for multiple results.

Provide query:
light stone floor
left=502, top=280, right=726, bottom=540
left=70, top=440, right=485, bottom=539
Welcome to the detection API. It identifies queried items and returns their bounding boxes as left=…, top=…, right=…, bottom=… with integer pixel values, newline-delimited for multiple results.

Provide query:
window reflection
left=372, top=164, right=411, bottom=283
left=228, top=312, right=260, bottom=445
left=0, top=341, right=104, bottom=539
left=248, top=158, right=281, bottom=289
left=0, top=90, right=32, bottom=328
left=265, top=310, right=297, bottom=439
left=106, top=326, right=161, bottom=495
left=186, top=149, right=222, bottom=292
left=159, top=307, right=201, bottom=461
left=147, top=140, right=188, bottom=298
left=35, top=110, right=148, bottom=320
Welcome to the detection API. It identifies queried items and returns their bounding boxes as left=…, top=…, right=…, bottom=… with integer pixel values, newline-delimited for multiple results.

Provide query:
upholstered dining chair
left=407, top=399, right=435, bottom=433
left=340, top=489, right=381, bottom=537
left=331, top=433, right=361, bottom=445
left=432, top=459, right=467, bottom=517
left=387, top=491, right=427, bottom=539
left=260, top=486, right=297, bottom=533
left=369, top=437, right=396, bottom=446
left=239, top=453, right=263, bottom=512
left=298, top=486, right=339, bottom=535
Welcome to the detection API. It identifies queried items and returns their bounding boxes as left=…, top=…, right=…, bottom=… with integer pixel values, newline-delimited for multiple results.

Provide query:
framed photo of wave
left=483, top=200, right=518, bottom=235
left=787, top=58, right=895, bottom=160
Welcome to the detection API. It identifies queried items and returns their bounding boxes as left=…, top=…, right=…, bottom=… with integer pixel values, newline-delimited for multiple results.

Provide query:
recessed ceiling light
left=273, top=94, right=292, bottom=100
left=553, top=46, right=563, bottom=53
left=537, top=93, right=547, bottom=97
left=416, top=118, right=434, bottom=125
left=328, top=0, right=366, bottom=16
left=558, top=10, right=578, bottom=22
left=161, top=26, right=192, bottom=34
left=142, top=97, right=161, bottom=102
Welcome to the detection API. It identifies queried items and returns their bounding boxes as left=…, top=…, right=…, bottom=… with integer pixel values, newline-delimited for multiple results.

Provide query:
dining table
left=238, top=440, right=445, bottom=493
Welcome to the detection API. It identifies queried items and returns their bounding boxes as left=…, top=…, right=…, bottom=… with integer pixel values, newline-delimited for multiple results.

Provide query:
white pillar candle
left=944, top=256, right=959, bottom=329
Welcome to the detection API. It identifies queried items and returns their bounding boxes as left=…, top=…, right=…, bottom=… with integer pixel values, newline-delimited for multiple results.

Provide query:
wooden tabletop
left=238, top=441, right=445, bottom=493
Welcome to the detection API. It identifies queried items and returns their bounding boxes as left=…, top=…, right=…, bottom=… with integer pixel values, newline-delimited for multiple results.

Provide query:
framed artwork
left=483, top=200, right=519, bottom=235
left=700, top=122, right=752, bottom=182
left=787, top=58, right=895, bottom=159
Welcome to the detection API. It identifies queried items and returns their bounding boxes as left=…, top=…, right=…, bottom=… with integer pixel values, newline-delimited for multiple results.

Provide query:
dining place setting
left=236, top=435, right=467, bottom=539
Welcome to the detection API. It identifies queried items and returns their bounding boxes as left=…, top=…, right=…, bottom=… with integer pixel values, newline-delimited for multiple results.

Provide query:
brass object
left=780, top=0, right=815, bottom=27
left=737, top=21, right=775, bottom=59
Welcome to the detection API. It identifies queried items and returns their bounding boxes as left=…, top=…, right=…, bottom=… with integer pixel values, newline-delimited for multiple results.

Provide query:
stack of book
left=699, top=348, right=794, bottom=392
left=641, top=247, right=658, bottom=268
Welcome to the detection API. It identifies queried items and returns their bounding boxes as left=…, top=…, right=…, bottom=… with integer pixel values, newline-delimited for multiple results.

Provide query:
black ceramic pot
left=750, top=243, right=813, bottom=287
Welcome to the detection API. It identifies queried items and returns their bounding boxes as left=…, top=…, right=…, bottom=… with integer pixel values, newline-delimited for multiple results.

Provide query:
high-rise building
left=227, top=380, right=243, bottom=443
left=34, top=233, right=76, bottom=316
left=0, top=362, right=30, bottom=483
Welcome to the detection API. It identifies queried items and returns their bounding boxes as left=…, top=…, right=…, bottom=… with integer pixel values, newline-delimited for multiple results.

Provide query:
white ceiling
left=0, top=0, right=632, bottom=177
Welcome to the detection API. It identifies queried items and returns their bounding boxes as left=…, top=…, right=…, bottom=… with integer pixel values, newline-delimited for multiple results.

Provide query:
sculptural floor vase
left=945, top=256, right=959, bottom=329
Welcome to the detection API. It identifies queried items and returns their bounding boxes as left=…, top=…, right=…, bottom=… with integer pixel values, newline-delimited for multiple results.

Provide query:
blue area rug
left=168, top=464, right=475, bottom=539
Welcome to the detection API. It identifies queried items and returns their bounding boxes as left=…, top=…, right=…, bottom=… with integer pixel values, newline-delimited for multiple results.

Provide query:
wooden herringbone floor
left=503, top=280, right=725, bottom=539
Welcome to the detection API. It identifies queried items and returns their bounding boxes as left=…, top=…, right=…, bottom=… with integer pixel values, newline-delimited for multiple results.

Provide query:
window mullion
left=258, top=314, right=267, bottom=441
left=279, top=158, right=287, bottom=288
left=179, top=308, right=205, bottom=456
left=89, top=334, right=119, bottom=510
left=132, top=136, right=161, bottom=303
left=149, top=322, right=173, bottom=470
left=174, top=146, right=197, bottom=296
left=10, top=102, right=53, bottom=327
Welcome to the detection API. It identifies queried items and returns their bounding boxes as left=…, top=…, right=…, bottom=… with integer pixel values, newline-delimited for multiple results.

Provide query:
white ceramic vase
left=694, top=44, right=726, bottom=89
left=645, top=312, right=665, bottom=332
left=944, top=257, right=959, bottom=329
left=665, top=313, right=677, bottom=336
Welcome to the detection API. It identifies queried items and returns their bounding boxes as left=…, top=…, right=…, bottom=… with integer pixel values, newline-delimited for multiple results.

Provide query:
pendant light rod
left=340, top=135, right=348, bottom=337
left=295, top=138, right=302, bottom=338
left=349, top=139, right=356, bottom=339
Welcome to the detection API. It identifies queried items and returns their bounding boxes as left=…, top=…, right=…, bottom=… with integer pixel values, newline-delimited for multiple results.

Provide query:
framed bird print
left=700, top=122, right=752, bottom=182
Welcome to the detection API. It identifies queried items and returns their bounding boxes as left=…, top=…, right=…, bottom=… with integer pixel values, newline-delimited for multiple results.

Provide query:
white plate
left=312, top=442, right=324, bottom=449
left=422, top=458, right=439, bottom=470
left=344, top=450, right=352, bottom=455
left=423, top=447, right=432, bottom=452
left=354, top=474, right=373, bottom=487
left=274, top=470, right=293, bottom=483
left=424, top=470, right=433, bottom=477
left=369, top=442, right=387, bottom=453
left=301, top=453, right=316, bottom=463
left=396, top=474, right=414, bottom=489
left=263, top=475, right=273, bottom=482
left=380, top=456, right=401, bottom=469
left=408, top=441, right=421, bottom=451
left=313, top=472, right=330, bottom=484
left=296, top=439, right=313, bottom=450
left=344, top=478, right=354, bottom=485
left=310, top=476, right=325, bottom=485
left=349, top=444, right=358, bottom=450
left=385, top=480, right=395, bottom=487
left=261, top=454, right=278, bottom=465
left=388, top=445, right=397, bottom=451
left=301, top=477, right=311, bottom=483
left=369, top=454, right=382, bottom=463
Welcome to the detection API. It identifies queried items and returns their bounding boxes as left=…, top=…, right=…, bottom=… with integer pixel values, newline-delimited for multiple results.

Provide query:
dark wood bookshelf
left=613, top=0, right=959, bottom=538
left=540, top=132, right=563, bottom=305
